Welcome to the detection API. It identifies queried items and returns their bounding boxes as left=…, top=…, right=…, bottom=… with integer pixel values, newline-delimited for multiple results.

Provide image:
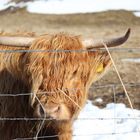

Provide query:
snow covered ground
left=0, top=0, right=140, bottom=17
left=73, top=101, right=140, bottom=140
left=26, top=0, right=140, bottom=16
left=0, top=0, right=10, bottom=11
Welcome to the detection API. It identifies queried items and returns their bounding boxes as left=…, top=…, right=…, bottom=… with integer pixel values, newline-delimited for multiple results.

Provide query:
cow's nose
left=45, top=104, right=71, bottom=120
left=34, top=104, right=60, bottom=118
left=46, top=106, right=60, bottom=114
left=34, top=104, right=70, bottom=120
left=45, top=105, right=60, bottom=119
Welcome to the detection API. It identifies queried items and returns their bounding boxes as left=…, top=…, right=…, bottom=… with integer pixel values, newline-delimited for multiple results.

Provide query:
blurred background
left=0, top=0, right=140, bottom=109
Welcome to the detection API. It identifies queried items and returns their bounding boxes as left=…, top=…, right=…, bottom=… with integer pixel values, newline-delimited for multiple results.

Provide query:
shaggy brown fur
left=0, top=32, right=111, bottom=140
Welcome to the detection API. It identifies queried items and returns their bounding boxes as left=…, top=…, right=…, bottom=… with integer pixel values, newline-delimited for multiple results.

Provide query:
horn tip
left=125, top=28, right=131, bottom=38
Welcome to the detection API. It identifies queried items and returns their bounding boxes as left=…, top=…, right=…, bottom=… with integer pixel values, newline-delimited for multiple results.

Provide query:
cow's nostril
left=52, top=106, right=60, bottom=113
left=48, top=106, right=60, bottom=113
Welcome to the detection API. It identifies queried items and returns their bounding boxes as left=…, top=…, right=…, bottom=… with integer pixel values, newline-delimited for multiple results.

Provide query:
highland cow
left=0, top=29, right=130, bottom=140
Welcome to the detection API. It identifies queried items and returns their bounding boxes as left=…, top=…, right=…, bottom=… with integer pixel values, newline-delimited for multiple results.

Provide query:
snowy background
left=0, top=0, right=140, bottom=16
left=74, top=101, right=140, bottom=140
left=0, top=0, right=140, bottom=140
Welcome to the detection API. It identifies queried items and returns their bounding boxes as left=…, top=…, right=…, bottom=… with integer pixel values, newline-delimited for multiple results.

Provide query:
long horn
left=0, top=36, right=35, bottom=47
left=83, top=28, right=130, bottom=49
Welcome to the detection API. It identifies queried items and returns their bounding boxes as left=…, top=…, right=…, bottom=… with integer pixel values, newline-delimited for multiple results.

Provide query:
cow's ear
left=86, top=52, right=112, bottom=88
left=93, top=56, right=112, bottom=83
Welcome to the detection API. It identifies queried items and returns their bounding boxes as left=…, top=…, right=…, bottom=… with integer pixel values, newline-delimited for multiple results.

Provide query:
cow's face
left=28, top=35, right=112, bottom=121
left=32, top=52, right=111, bottom=121
left=25, top=29, right=130, bottom=120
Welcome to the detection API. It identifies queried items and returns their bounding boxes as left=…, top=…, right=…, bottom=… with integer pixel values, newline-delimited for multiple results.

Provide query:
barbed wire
left=12, top=131, right=140, bottom=140
left=0, top=82, right=140, bottom=97
left=13, top=135, right=59, bottom=140
left=0, top=117, right=140, bottom=121
left=0, top=47, right=140, bottom=53
left=92, top=82, right=140, bottom=89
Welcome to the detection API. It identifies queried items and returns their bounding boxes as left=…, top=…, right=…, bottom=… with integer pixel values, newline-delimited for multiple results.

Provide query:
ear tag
left=96, top=63, right=104, bottom=73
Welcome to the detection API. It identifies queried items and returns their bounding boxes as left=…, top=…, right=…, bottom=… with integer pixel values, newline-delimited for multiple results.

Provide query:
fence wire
left=0, top=47, right=140, bottom=53
left=0, top=47, right=140, bottom=139
left=12, top=131, right=139, bottom=140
